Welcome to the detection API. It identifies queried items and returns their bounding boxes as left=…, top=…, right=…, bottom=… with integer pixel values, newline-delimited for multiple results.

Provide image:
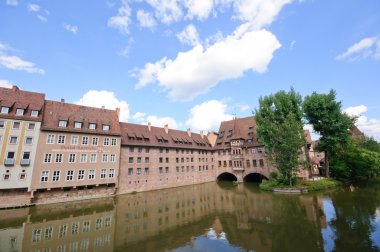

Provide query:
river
left=1, top=180, right=380, bottom=252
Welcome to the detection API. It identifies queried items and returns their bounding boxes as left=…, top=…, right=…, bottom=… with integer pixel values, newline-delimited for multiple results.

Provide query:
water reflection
left=0, top=181, right=380, bottom=252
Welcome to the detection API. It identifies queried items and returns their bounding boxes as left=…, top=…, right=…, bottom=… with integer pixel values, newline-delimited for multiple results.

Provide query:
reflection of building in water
left=21, top=198, right=116, bottom=252
left=0, top=226, right=25, bottom=252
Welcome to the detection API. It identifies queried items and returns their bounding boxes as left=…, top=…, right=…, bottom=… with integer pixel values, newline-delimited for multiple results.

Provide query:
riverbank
left=260, top=178, right=342, bottom=193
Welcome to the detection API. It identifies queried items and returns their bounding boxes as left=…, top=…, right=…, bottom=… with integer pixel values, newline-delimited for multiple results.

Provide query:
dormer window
left=74, top=122, right=82, bottom=129
left=58, top=120, right=67, bottom=128
left=102, top=124, right=110, bottom=131
left=89, top=123, right=96, bottom=130
left=16, top=108, right=24, bottom=115
left=31, top=110, right=39, bottom=117
left=1, top=107, right=9, bottom=114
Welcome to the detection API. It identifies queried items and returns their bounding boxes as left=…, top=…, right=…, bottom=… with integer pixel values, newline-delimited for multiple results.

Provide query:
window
left=74, top=122, right=82, bottom=128
left=71, top=222, right=79, bottom=235
left=165, top=157, right=169, bottom=163
left=129, top=147, right=134, bottom=152
left=47, top=134, right=55, bottom=144
left=55, top=153, right=63, bottom=163
left=165, top=167, right=169, bottom=173
left=137, top=168, right=141, bottom=175
left=102, top=154, right=108, bottom=163
left=159, top=157, right=163, bottom=163
left=44, top=153, right=52, bottom=163
left=145, top=147, right=150, bottom=153
left=1, top=106, right=9, bottom=114
left=58, top=120, right=67, bottom=127
left=88, top=170, right=95, bottom=180
left=25, top=136, right=33, bottom=145
left=92, top=137, right=98, bottom=146
left=128, top=157, right=133, bottom=163
left=9, top=136, right=18, bottom=144
left=57, top=135, right=65, bottom=144
left=3, top=174, right=10, bottom=180
left=21, top=152, right=29, bottom=162
left=44, top=227, right=53, bottom=240
left=128, top=168, right=133, bottom=175
left=12, top=122, right=20, bottom=129
left=20, top=173, right=26, bottom=180
left=82, top=136, right=89, bottom=145
left=159, top=167, right=163, bottom=174
left=0, top=120, right=5, bottom=128
left=71, top=136, right=78, bottom=145
left=68, top=153, right=76, bottom=163
left=40, top=171, right=49, bottom=182
left=16, top=108, right=24, bottom=115
left=252, top=160, right=257, bottom=167
left=111, top=138, right=117, bottom=146
left=59, top=224, right=67, bottom=238
left=89, top=123, right=96, bottom=130
left=32, top=228, right=42, bottom=242
left=90, top=153, right=97, bottom=163
left=78, top=170, right=85, bottom=180
left=80, top=154, right=87, bottom=163
left=109, top=169, right=115, bottom=178
left=83, top=221, right=90, bottom=233
left=31, top=110, right=39, bottom=117
left=102, top=124, right=110, bottom=131
left=259, top=159, right=264, bottom=167
left=103, top=138, right=110, bottom=146
left=52, top=171, right=60, bottom=182
left=145, top=157, right=149, bottom=163
left=137, top=157, right=142, bottom=163
left=110, top=154, right=116, bottom=162
left=100, top=169, right=106, bottom=179
left=66, top=170, right=74, bottom=181
left=144, top=167, right=149, bottom=174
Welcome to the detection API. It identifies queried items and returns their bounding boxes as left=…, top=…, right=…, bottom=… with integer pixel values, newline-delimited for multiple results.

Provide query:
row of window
left=3, top=172, right=27, bottom=181
left=128, top=146, right=210, bottom=155
left=127, top=165, right=211, bottom=176
left=217, top=147, right=264, bottom=155
left=1, top=135, right=34, bottom=145
left=32, top=216, right=112, bottom=242
left=0, top=106, right=39, bottom=117
left=40, top=168, right=115, bottom=182
left=58, top=120, right=110, bottom=131
left=0, top=120, right=36, bottom=130
left=5, top=151, right=30, bottom=160
left=46, top=134, right=117, bottom=146
left=218, top=159, right=265, bottom=167
left=43, top=153, right=117, bottom=163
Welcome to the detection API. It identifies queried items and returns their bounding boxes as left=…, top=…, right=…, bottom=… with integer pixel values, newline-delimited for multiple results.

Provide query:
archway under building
left=217, top=172, right=238, bottom=182
left=243, top=173, right=268, bottom=183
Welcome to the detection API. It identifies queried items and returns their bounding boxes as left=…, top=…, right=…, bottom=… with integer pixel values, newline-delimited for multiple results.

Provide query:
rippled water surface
left=1, top=181, right=380, bottom=252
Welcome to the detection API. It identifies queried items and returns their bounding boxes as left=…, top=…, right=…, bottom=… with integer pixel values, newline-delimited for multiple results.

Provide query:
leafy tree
left=303, top=90, right=355, bottom=177
left=355, top=135, right=380, bottom=153
left=255, top=88, right=305, bottom=186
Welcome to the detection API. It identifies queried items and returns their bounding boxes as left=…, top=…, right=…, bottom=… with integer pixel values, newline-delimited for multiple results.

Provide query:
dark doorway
left=217, top=172, right=238, bottom=182
left=243, top=173, right=268, bottom=183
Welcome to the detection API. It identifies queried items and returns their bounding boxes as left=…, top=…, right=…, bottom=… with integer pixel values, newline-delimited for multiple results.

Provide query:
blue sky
left=1, top=0, right=380, bottom=139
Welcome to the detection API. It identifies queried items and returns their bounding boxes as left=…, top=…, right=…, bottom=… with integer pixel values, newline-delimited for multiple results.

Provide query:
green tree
left=255, top=88, right=305, bottom=185
left=303, top=90, right=355, bottom=177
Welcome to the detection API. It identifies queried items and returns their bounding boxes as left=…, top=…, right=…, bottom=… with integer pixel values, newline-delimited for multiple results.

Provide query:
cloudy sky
left=1, top=0, right=380, bottom=139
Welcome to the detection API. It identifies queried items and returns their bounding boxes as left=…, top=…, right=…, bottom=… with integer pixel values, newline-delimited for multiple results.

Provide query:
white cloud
left=27, top=3, right=40, bottom=12
left=290, top=40, right=296, bottom=49
left=134, top=28, right=281, bottom=101
left=136, top=9, right=156, bottom=28
left=37, top=15, right=47, bottom=22
left=303, top=124, right=320, bottom=141
left=183, top=0, right=215, bottom=20
left=76, top=90, right=130, bottom=122
left=146, top=115, right=179, bottom=129
left=231, top=0, right=293, bottom=29
left=146, top=0, right=183, bottom=25
left=64, top=24, right=79, bottom=34
left=336, top=36, right=380, bottom=61
left=176, top=24, right=200, bottom=46
left=0, top=79, right=14, bottom=88
left=132, top=112, right=147, bottom=122
left=108, top=0, right=131, bottom=35
left=0, top=53, right=45, bottom=74
left=344, top=105, right=380, bottom=141
left=6, top=0, right=18, bottom=6
left=186, top=100, right=233, bottom=132
left=237, top=103, right=250, bottom=112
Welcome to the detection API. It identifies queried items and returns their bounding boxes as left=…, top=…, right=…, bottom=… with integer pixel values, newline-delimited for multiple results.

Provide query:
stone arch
left=217, top=172, right=238, bottom=182
left=243, top=173, right=268, bottom=183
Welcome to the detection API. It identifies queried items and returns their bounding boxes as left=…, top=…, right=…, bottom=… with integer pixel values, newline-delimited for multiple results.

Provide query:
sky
left=1, top=0, right=380, bottom=140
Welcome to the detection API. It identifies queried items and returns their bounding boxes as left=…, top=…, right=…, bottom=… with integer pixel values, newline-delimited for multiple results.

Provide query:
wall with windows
left=0, top=118, right=41, bottom=191
left=31, top=131, right=121, bottom=195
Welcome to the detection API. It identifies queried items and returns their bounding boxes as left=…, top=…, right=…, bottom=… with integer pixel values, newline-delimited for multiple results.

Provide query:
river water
left=1, top=181, right=380, bottom=252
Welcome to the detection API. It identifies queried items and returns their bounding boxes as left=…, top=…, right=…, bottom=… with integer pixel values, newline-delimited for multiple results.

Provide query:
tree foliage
left=255, top=88, right=305, bottom=185
left=303, top=90, right=355, bottom=177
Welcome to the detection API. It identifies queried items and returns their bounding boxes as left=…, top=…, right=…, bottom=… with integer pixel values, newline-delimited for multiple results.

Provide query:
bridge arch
left=217, top=172, right=238, bottom=182
left=243, top=173, right=268, bottom=183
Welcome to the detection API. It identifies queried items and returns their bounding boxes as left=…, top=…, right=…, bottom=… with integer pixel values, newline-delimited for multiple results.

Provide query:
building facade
left=31, top=100, right=121, bottom=204
left=0, top=86, right=45, bottom=207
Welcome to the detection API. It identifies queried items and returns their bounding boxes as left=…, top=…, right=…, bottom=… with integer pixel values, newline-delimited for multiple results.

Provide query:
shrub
left=259, top=179, right=279, bottom=191
left=307, top=178, right=341, bottom=191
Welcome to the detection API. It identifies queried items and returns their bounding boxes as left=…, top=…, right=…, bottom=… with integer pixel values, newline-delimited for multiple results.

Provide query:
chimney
left=200, top=131, right=204, bottom=139
left=115, top=108, right=120, bottom=120
left=60, top=98, right=65, bottom=103
left=12, top=85, right=19, bottom=91
left=164, top=124, right=169, bottom=134
left=187, top=128, right=191, bottom=137
left=148, top=122, right=151, bottom=132
left=101, top=105, right=105, bottom=109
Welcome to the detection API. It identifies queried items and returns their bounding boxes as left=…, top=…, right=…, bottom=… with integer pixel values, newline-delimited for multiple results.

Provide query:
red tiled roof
left=41, top=100, right=121, bottom=136
left=351, top=125, right=364, bottom=138
left=120, top=122, right=212, bottom=149
left=0, top=86, right=45, bottom=121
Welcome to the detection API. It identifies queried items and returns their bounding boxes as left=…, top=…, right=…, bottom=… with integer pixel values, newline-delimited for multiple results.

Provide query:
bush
left=269, top=172, right=278, bottom=180
left=259, top=179, right=279, bottom=191
left=307, top=178, right=341, bottom=191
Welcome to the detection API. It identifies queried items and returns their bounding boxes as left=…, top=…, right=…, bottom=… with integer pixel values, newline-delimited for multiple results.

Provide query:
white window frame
left=44, top=153, right=52, bottom=163
left=102, top=154, right=108, bottom=163
left=57, top=135, right=65, bottom=144
left=78, top=170, right=85, bottom=180
left=68, top=153, right=76, bottom=163
left=66, top=170, right=74, bottom=181
left=12, top=121, right=20, bottom=129
left=58, top=120, right=67, bottom=128
left=71, top=136, right=79, bottom=145
left=80, top=153, right=87, bottom=163
left=41, top=171, right=49, bottom=182
left=52, top=171, right=60, bottom=182
left=74, top=122, right=82, bottom=129
left=16, top=108, right=24, bottom=116
left=27, top=123, right=35, bottom=130
left=109, top=169, right=115, bottom=178
left=88, top=169, right=95, bottom=180
left=102, top=124, right=110, bottom=131
left=9, top=136, right=18, bottom=144
left=100, top=169, right=106, bottom=179
left=55, top=153, right=63, bottom=163
left=92, top=137, right=98, bottom=146
left=31, top=110, right=39, bottom=117
left=82, top=136, right=89, bottom=145
left=89, top=123, right=96, bottom=130
left=111, top=138, right=117, bottom=146
left=90, top=153, right=97, bottom=163
left=47, top=134, right=55, bottom=144
left=1, top=106, right=9, bottom=114
left=103, top=138, right=110, bottom=146
left=25, top=136, right=33, bottom=145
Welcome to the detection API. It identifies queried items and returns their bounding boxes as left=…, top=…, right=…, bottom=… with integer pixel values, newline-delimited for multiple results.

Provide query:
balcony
left=20, top=159, right=30, bottom=166
left=4, top=158, right=15, bottom=166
